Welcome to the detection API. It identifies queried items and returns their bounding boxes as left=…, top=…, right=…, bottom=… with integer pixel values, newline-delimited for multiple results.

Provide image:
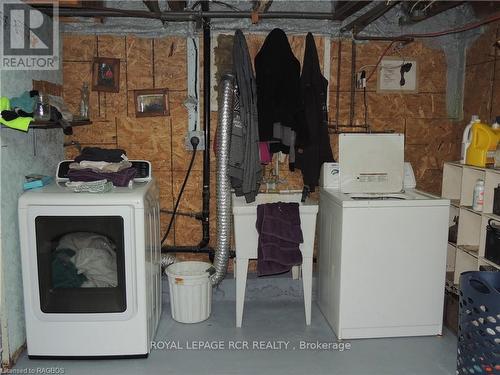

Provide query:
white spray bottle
left=461, top=115, right=480, bottom=164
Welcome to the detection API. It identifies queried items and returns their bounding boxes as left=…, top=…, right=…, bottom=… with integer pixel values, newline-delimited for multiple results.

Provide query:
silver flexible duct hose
left=160, top=253, right=176, bottom=271
left=210, top=73, right=235, bottom=286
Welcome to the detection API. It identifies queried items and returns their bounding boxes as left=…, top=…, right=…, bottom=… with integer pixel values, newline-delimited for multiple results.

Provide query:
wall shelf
left=29, top=119, right=91, bottom=129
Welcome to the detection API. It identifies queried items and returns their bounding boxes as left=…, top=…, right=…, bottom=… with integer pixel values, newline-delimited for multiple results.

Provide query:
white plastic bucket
left=165, top=261, right=212, bottom=323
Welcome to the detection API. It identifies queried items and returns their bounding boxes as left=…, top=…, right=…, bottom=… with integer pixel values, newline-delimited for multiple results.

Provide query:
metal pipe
left=160, top=209, right=202, bottom=219
left=334, top=38, right=342, bottom=132
left=328, top=124, right=370, bottom=129
left=210, top=73, right=235, bottom=286
left=162, top=246, right=213, bottom=253
left=349, top=39, right=356, bottom=126
left=199, top=0, right=211, bottom=249
left=354, top=35, right=414, bottom=42
left=35, top=6, right=339, bottom=21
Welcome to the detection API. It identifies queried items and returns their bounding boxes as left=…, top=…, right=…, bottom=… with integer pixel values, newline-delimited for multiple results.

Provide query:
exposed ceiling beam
left=167, top=1, right=187, bottom=12
left=332, top=1, right=372, bottom=21
left=468, top=1, right=500, bottom=18
left=143, top=0, right=161, bottom=14
left=341, top=1, right=400, bottom=34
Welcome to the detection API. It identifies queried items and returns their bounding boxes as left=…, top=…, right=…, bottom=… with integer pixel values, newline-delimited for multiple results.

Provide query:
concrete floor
left=14, top=276, right=458, bottom=375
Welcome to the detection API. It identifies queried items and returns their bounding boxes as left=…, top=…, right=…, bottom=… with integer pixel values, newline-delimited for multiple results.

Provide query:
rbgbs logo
left=1, top=1, right=59, bottom=70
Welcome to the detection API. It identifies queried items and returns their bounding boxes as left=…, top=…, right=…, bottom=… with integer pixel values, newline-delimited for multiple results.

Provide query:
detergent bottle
left=461, top=115, right=480, bottom=164
left=465, top=121, right=500, bottom=167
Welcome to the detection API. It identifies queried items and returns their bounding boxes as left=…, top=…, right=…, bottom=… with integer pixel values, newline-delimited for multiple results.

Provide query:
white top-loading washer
left=318, top=134, right=450, bottom=339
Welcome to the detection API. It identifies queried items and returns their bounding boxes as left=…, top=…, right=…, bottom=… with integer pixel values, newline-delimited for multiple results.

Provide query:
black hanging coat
left=255, top=28, right=305, bottom=164
left=295, top=33, right=334, bottom=191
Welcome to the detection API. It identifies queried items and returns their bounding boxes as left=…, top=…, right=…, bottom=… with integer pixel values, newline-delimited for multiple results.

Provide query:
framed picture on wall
left=134, top=89, right=170, bottom=117
left=92, top=57, right=120, bottom=93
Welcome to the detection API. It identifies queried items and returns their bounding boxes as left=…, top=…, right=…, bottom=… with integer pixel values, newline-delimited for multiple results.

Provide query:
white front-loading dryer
left=18, top=178, right=161, bottom=358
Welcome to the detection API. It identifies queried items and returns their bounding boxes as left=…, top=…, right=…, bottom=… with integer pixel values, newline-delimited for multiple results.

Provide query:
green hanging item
left=0, top=96, right=33, bottom=132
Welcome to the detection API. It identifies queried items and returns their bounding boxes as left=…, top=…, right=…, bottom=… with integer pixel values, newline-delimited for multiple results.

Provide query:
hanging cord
left=161, top=136, right=200, bottom=245
left=363, top=86, right=368, bottom=128
left=364, top=12, right=500, bottom=83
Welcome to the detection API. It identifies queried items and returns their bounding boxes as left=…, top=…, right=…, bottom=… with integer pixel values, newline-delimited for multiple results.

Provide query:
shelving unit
left=1, top=119, right=91, bottom=130
left=442, top=162, right=500, bottom=287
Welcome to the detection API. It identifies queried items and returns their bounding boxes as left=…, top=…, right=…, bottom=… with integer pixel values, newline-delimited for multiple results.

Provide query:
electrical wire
left=409, top=1, right=422, bottom=15
left=365, top=13, right=500, bottom=83
left=366, top=41, right=396, bottom=82
left=161, top=137, right=199, bottom=245
left=363, top=86, right=368, bottom=128
left=358, top=64, right=377, bottom=71
left=191, top=0, right=240, bottom=11
left=421, top=0, right=436, bottom=13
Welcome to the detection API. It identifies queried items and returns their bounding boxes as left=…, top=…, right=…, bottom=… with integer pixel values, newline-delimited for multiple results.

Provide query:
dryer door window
left=35, top=216, right=127, bottom=313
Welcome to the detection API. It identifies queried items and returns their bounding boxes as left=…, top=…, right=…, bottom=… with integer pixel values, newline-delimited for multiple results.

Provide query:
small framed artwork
left=134, top=89, right=170, bottom=117
left=92, top=57, right=120, bottom=93
left=377, top=57, right=418, bottom=93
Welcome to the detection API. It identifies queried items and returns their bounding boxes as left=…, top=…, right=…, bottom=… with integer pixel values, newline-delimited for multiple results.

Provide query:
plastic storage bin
left=457, top=271, right=500, bottom=375
left=165, top=261, right=212, bottom=323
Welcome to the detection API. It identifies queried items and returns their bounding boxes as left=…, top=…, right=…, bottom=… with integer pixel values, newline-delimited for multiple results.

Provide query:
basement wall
left=62, top=32, right=463, bottom=269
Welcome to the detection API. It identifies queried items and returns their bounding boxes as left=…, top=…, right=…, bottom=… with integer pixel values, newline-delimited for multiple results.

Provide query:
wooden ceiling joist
left=332, top=1, right=372, bottom=21
left=341, top=1, right=400, bottom=33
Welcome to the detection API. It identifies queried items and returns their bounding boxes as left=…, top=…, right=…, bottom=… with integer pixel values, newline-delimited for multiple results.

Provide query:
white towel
left=57, top=232, right=118, bottom=288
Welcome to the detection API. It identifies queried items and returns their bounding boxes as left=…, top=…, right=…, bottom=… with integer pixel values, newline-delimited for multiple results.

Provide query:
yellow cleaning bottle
left=465, top=122, right=500, bottom=167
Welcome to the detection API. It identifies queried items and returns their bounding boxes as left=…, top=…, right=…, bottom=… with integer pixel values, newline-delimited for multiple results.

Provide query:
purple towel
left=68, top=167, right=137, bottom=187
left=256, top=202, right=303, bottom=276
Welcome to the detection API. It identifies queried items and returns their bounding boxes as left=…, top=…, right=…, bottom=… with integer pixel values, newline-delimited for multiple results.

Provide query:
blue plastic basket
left=457, top=271, right=500, bottom=375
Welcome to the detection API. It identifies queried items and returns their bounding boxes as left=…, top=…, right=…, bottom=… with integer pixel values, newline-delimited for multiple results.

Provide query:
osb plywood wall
left=62, top=32, right=462, bottom=266
left=327, top=40, right=461, bottom=193
left=463, top=21, right=500, bottom=126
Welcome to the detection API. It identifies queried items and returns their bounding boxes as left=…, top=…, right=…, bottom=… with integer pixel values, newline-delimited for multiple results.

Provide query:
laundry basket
left=165, top=261, right=212, bottom=324
left=457, top=271, right=500, bottom=375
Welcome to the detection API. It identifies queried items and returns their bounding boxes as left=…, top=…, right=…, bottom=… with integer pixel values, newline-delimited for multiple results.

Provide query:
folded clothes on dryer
left=74, top=147, right=127, bottom=163
left=68, top=166, right=137, bottom=187
left=65, top=179, right=113, bottom=193
left=69, top=160, right=132, bottom=173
